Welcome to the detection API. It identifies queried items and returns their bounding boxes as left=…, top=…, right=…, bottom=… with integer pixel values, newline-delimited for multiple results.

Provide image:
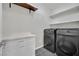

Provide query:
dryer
left=56, top=28, right=79, bottom=56
left=44, top=28, right=57, bottom=53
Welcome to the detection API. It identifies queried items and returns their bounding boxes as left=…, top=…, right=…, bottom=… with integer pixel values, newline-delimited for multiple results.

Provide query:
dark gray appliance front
left=44, top=28, right=57, bottom=53
left=56, top=29, right=79, bottom=56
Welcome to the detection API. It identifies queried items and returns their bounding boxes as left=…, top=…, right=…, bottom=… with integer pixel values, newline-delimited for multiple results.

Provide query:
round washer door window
left=56, top=39, right=77, bottom=56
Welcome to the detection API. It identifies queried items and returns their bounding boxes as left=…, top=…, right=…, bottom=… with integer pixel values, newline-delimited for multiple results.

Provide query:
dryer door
left=56, top=38, right=77, bottom=56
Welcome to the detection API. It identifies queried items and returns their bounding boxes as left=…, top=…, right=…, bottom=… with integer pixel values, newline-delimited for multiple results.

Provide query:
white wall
left=50, top=12, right=79, bottom=24
left=50, top=12, right=79, bottom=28
left=50, top=11, right=79, bottom=28
left=50, top=21, right=79, bottom=28
left=50, top=5, right=79, bottom=28
left=0, top=3, right=2, bottom=56
left=2, top=3, right=50, bottom=49
left=0, top=4, right=2, bottom=42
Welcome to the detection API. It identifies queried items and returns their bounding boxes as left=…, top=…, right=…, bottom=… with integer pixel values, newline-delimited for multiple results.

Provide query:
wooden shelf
left=13, top=3, right=38, bottom=11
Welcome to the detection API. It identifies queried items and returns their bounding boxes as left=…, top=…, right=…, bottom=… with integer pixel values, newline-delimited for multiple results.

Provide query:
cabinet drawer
left=3, top=46, right=18, bottom=56
left=18, top=44, right=35, bottom=56
left=17, top=38, right=35, bottom=47
left=4, top=40, right=18, bottom=48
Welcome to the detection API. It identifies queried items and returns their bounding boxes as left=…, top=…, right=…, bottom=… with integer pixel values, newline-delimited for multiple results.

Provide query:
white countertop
left=3, top=32, right=36, bottom=41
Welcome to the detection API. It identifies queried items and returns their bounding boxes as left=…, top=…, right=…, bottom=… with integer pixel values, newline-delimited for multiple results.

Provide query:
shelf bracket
left=29, top=9, right=32, bottom=13
left=9, top=3, right=11, bottom=8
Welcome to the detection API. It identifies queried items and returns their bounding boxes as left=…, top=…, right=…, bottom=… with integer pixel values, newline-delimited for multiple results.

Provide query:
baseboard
left=35, top=45, right=44, bottom=50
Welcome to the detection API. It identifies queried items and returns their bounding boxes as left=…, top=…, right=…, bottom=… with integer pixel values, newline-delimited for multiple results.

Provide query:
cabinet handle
left=18, top=40, right=24, bottom=42
left=0, top=41, right=5, bottom=47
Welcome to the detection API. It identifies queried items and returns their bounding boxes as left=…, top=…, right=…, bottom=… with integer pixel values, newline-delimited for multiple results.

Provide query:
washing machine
left=56, top=28, right=79, bottom=56
left=44, top=28, right=57, bottom=53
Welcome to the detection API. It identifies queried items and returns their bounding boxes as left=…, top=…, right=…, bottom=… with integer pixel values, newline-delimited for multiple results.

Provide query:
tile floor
left=35, top=47, right=57, bottom=56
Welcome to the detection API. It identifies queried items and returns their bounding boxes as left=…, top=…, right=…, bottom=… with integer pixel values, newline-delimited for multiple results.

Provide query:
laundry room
left=0, top=3, right=79, bottom=56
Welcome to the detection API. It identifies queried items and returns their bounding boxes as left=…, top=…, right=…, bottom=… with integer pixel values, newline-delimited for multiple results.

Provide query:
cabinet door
left=2, top=40, right=19, bottom=56
left=17, top=38, right=35, bottom=56
left=2, top=37, right=35, bottom=56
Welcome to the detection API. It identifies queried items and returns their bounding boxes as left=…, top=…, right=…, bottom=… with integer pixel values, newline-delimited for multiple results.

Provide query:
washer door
left=56, top=39, right=77, bottom=56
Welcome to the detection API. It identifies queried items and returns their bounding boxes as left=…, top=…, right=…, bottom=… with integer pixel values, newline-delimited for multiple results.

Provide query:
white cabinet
left=17, top=38, right=35, bottom=56
left=2, top=40, right=18, bottom=56
left=2, top=35, right=35, bottom=56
